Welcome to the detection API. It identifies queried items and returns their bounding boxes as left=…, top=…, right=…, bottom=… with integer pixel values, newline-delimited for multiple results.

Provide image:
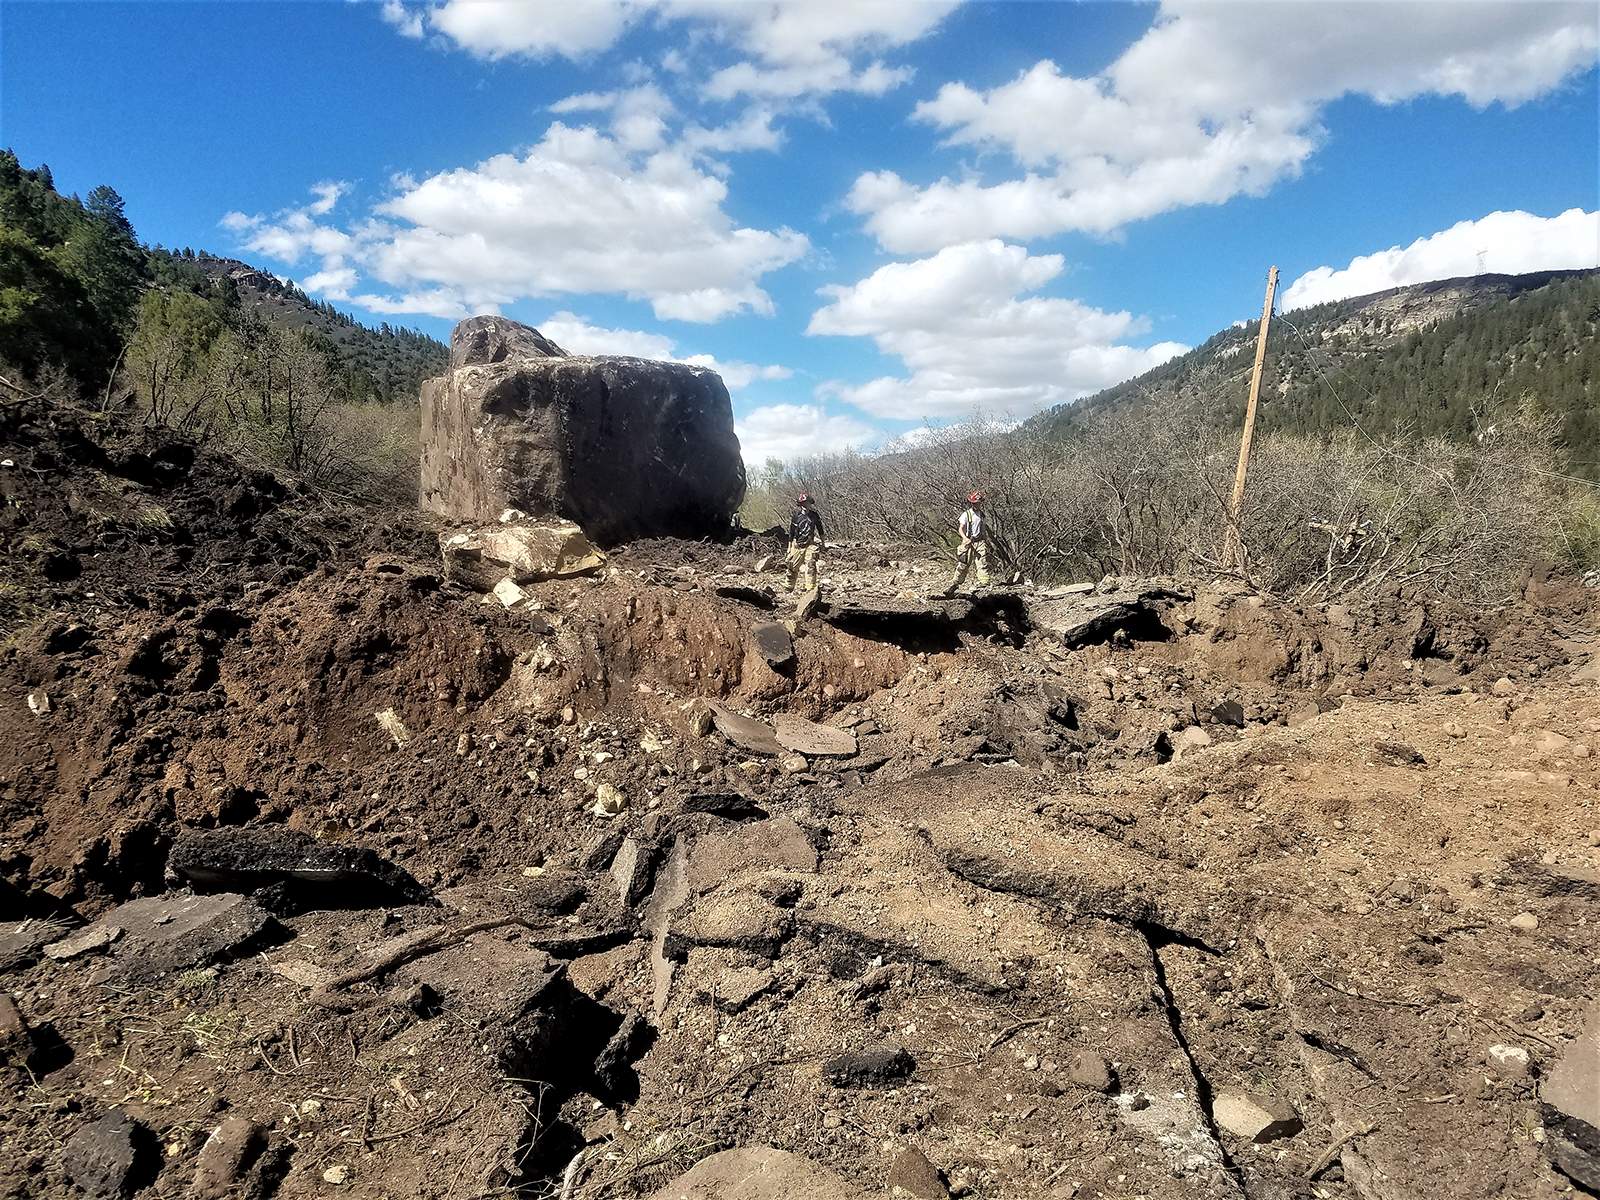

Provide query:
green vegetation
left=147, top=247, right=447, bottom=405
left=0, top=151, right=145, bottom=390
left=0, top=149, right=445, bottom=501
left=1034, top=270, right=1600, bottom=473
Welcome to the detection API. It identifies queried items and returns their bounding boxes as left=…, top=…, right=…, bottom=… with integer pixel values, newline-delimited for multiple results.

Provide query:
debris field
left=2, top=396, right=1598, bottom=1200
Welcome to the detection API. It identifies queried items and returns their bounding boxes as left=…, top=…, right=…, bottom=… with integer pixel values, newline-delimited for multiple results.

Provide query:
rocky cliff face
left=420, top=317, right=746, bottom=544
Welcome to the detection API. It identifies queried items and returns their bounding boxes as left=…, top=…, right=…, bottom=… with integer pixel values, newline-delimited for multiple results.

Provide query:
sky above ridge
left=4, top=0, right=1598, bottom=465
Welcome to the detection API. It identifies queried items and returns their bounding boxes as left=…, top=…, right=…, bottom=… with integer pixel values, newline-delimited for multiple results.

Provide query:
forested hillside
left=0, top=150, right=446, bottom=407
left=0, top=150, right=447, bottom=499
left=149, top=249, right=446, bottom=404
left=1034, top=269, right=1600, bottom=472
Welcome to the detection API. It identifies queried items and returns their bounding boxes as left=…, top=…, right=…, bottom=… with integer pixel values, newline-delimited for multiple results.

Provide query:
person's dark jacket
left=789, top=506, right=824, bottom=545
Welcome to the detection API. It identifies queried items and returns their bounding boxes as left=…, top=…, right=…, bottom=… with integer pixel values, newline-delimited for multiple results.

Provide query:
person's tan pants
left=949, top=538, right=991, bottom=589
left=785, top=541, right=820, bottom=592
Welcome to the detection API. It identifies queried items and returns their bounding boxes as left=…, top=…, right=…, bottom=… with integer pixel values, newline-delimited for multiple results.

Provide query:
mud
left=3, top=397, right=1599, bottom=1200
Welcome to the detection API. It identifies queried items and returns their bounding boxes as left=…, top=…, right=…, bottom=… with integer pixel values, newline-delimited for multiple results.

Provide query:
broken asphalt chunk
left=681, top=791, right=768, bottom=822
left=663, top=891, right=791, bottom=959
left=611, top=837, right=658, bottom=908
left=594, top=1010, right=653, bottom=1097
left=168, top=826, right=430, bottom=910
left=773, top=713, right=857, bottom=757
left=53, top=894, right=275, bottom=983
left=749, top=622, right=795, bottom=670
left=1541, top=1004, right=1600, bottom=1190
left=62, top=1110, right=158, bottom=1200
left=44, top=923, right=122, bottom=962
left=706, top=701, right=783, bottom=756
left=823, top=1043, right=916, bottom=1089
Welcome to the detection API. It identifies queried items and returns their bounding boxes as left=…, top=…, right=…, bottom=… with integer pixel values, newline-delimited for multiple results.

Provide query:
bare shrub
left=124, top=305, right=420, bottom=504
left=745, top=397, right=1578, bottom=603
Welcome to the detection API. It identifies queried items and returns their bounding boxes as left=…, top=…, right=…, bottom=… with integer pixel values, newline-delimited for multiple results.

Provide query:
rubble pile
left=4, top=394, right=1600, bottom=1199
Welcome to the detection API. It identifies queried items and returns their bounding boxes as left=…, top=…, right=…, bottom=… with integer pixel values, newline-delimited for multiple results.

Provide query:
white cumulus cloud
left=1282, top=208, right=1600, bottom=310
left=851, top=0, right=1598, bottom=251
left=424, top=0, right=639, bottom=60
left=223, top=123, right=808, bottom=322
left=382, top=0, right=957, bottom=100
left=735, top=402, right=877, bottom=466
left=535, top=312, right=792, bottom=389
left=808, top=240, right=1186, bottom=420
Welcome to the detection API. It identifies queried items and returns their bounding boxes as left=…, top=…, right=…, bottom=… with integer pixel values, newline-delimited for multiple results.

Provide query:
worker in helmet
left=944, top=491, right=991, bottom=594
left=785, top=492, right=826, bottom=593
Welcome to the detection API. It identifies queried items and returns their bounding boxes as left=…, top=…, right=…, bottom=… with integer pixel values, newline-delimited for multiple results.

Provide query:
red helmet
left=967, top=491, right=985, bottom=505
left=796, top=492, right=810, bottom=504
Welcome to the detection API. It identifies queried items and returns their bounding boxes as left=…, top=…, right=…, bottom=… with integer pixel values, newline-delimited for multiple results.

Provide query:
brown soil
left=3, top=396, right=1598, bottom=1200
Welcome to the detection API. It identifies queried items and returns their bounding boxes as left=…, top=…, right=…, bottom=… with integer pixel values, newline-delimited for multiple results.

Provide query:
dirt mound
left=5, top=395, right=1600, bottom=1199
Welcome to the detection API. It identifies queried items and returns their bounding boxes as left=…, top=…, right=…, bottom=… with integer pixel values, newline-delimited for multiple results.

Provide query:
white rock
left=592, top=783, right=627, bottom=817
left=1212, top=1090, right=1302, bottom=1143
left=493, top=578, right=528, bottom=608
left=374, top=708, right=410, bottom=748
left=1487, top=1043, right=1531, bottom=1079
left=1172, top=726, right=1213, bottom=760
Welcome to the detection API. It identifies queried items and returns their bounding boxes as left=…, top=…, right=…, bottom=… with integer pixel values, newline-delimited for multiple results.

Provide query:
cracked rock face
left=420, top=318, right=745, bottom=543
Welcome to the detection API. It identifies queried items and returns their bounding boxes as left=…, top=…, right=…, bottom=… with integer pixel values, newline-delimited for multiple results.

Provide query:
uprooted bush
left=744, top=400, right=1591, bottom=604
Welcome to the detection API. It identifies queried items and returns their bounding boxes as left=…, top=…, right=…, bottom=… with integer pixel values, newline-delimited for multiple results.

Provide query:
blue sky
left=4, top=0, right=1598, bottom=464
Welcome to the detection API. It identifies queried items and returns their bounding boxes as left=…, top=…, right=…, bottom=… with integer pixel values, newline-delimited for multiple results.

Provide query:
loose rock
left=1487, top=1043, right=1531, bottom=1080
left=190, top=1117, right=265, bottom=1200
left=1212, top=1090, right=1302, bottom=1142
left=1066, top=1051, right=1114, bottom=1092
left=62, top=1110, right=156, bottom=1200
left=887, top=1145, right=950, bottom=1199
left=646, top=1146, right=868, bottom=1199
left=0, top=991, right=31, bottom=1065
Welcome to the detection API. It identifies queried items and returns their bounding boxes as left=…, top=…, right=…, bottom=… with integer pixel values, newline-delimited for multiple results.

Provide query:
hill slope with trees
left=0, top=150, right=446, bottom=408
left=0, top=149, right=447, bottom=500
left=1032, top=268, right=1600, bottom=473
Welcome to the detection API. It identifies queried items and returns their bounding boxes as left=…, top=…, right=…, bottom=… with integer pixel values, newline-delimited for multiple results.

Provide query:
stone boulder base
left=441, top=519, right=606, bottom=591
left=420, top=318, right=745, bottom=544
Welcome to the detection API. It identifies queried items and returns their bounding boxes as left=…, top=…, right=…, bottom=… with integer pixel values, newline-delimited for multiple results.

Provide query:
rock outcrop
left=420, top=316, right=745, bottom=543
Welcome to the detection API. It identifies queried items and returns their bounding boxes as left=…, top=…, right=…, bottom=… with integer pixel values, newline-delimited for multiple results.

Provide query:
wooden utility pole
left=1225, top=265, right=1278, bottom=569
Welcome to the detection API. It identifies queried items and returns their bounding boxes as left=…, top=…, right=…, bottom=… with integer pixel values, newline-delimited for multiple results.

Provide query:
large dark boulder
left=420, top=317, right=746, bottom=544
